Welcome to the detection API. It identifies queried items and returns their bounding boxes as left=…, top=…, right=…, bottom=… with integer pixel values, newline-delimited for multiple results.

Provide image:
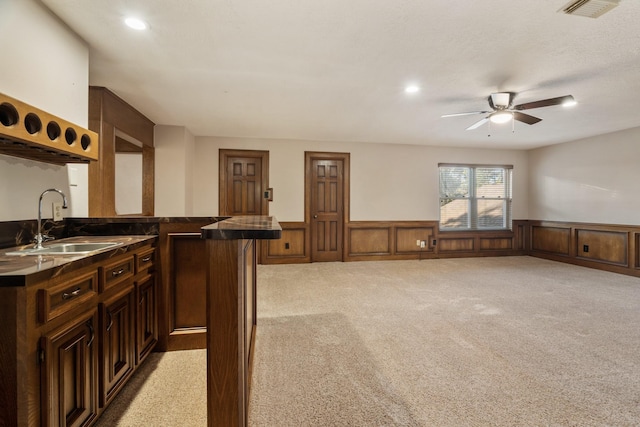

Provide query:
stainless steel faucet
left=35, top=188, right=68, bottom=249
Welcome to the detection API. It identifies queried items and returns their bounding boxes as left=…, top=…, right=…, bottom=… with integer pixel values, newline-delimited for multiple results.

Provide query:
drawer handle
left=141, top=256, right=152, bottom=263
left=62, top=288, right=82, bottom=300
left=112, top=268, right=125, bottom=277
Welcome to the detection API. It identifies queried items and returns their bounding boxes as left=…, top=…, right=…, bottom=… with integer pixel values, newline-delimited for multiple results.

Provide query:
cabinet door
left=100, top=287, right=135, bottom=407
left=40, top=310, right=98, bottom=427
left=136, top=274, right=158, bottom=364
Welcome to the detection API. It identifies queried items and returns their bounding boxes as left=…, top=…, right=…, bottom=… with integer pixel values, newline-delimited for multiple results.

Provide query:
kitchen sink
left=6, top=242, right=122, bottom=256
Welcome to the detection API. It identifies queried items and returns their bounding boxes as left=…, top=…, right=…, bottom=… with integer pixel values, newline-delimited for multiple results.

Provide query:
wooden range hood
left=0, top=92, right=98, bottom=165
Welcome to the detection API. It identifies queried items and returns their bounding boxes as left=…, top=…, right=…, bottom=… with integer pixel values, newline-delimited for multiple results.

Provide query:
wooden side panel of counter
left=206, top=238, right=256, bottom=427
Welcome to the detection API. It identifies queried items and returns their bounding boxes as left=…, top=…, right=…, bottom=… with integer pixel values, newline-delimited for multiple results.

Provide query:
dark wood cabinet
left=40, top=309, right=99, bottom=427
left=0, top=237, right=157, bottom=427
left=136, top=273, right=157, bottom=364
left=99, top=286, right=135, bottom=407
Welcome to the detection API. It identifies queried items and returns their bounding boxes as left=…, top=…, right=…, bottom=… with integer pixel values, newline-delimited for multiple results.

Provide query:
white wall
left=193, top=136, right=529, bottom=222
left=115, top=153, right=143, bottom=214
left=154, top=125, right=195, bottom=216
left=0, top=0, right=89, bottom=221
left=528, top=127, right=640, bottom=225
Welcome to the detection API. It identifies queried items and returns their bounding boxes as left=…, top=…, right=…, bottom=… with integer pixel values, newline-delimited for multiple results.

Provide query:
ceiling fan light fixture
left=491, top=92, right=511, bottom=108
left=490, top=111, right=512, bottom=124
left=562, top=97, right=577, bottom=107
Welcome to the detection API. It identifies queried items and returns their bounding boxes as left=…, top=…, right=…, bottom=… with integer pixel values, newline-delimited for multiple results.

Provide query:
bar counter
left=201, top=216, right=281, bottom=427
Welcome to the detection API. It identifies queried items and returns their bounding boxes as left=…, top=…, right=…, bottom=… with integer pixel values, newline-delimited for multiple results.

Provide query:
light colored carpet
left=98, top=256, right=640, bottom=426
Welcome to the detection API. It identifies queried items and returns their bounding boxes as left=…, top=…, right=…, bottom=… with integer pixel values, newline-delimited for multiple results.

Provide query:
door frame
left=218, top=149, right=270, bottom=217
left=304, top=151, right=350, bottom=262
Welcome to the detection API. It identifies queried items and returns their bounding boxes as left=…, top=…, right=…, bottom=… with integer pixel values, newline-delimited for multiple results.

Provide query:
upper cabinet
left=88, top=87, right=155, bottom=217
left=0, top=92, right=99, bottom=164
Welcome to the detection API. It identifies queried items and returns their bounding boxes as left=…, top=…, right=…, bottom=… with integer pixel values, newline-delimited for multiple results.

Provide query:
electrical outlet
left=285, top=242, right=290, bottom=250
left=420, top=241, right=426, bottom=248
left=52, top=202, right=64, bottom=221
left=416, top=240, right=421, bottom=247
left=583, top=244, right=589, bottom=253
left=432, top=239, right=437, bottom=246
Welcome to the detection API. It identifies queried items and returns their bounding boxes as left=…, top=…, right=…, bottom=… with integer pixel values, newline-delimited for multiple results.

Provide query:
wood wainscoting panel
left=439, top=237, right=474, bottom=252
left=396, top=227, right=436, bottom=253
left=265, top=220, right=523, bottom=263
left=531, top=226, right=570, bottom=255
left=576, top=229, right=628, bottom=266
left=479, top=237, right=513, bottom=250
left=636, top=233, right=640, bottom=269
left=514, top=221, right=528, bottom=250
left=528, top=220, right=640, bottom=278
left=349, top=227, right=390, bottom=255
left=264, top=222, right=309, bottom=264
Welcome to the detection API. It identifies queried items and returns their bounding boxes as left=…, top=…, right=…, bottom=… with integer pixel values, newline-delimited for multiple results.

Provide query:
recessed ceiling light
left=125, top=17, right=147, bottom=30
left=405, top=85, right=420, bottom=94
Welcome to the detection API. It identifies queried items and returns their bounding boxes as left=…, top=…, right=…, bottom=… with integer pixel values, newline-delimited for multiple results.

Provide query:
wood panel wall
left=263, top=222, right=309, bottom=264
left=345, top=221, right=527, bottom=261
left=263, top=220, right=640, bottom=279
left=527, top=220, right=640, bottom=277
left=262, top=220, right=528, bottom=264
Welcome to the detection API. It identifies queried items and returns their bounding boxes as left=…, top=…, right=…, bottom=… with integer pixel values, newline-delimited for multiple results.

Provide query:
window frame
left=438, top=163, right=513, bottom=231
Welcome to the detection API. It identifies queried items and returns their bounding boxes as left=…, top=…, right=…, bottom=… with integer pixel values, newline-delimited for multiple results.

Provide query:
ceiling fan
left=442, top=92, right=576, bottom=130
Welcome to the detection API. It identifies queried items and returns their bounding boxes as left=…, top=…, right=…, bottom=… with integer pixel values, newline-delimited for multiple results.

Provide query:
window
left=439, top=164, right=512, bottom=230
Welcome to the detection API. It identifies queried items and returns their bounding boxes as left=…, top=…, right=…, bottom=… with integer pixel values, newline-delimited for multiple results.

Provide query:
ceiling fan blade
left=466, top=117, right=489, bottom=130
left=442, top=111, right=490, bottom=118
left=513, top=111, right=542, bottom=125
left=513, top=95, right=574, bottom=111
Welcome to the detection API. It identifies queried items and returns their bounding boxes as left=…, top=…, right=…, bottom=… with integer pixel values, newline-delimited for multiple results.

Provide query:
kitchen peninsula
left=201, top=216, right=281, bottom=427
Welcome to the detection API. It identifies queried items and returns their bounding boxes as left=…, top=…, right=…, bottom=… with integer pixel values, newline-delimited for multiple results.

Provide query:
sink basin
left=6, top=242, right=121, bottom=256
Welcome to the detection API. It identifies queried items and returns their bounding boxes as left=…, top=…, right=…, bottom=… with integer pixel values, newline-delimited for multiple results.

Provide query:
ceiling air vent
left=559, top=0, right=620, bottom=18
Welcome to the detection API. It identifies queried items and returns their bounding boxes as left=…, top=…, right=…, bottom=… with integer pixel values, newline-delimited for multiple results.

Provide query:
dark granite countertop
left=201, top=216, right=281, bottom=240
left=66, top=216, right=227, bottom=224
left=0, top=235, right=157, bottom=287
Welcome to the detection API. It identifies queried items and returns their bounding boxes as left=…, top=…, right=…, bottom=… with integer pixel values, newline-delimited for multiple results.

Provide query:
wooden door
left=306, top=152, right=350, bottom=262
left=219, top=150, right=269, bottom=217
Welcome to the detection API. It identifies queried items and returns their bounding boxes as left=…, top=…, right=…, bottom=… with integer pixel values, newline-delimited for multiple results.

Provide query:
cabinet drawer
left=38, top=270, right=98, bottom=323
left=135, top=247, right=155, bottom=274
left=100, top=256, right=135, bottom=292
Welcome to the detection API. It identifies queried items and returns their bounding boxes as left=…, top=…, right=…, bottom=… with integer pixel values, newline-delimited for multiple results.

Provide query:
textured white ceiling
left=40, top=0, right=640, bottom=149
